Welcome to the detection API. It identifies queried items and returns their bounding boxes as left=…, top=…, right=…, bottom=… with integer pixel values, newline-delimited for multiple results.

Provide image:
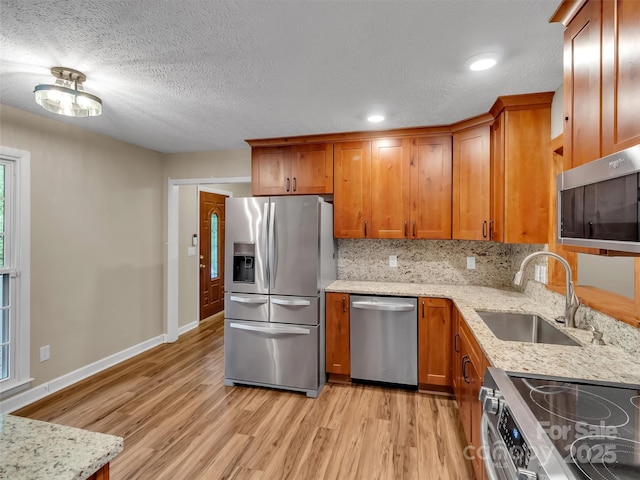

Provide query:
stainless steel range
left=481, top=367, right=640, bottom=480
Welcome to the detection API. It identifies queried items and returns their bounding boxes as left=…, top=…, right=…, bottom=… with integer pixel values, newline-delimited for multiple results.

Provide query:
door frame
left=166, top=176, right=250, bottom=342
left=196, top=186, right=233, bottom=324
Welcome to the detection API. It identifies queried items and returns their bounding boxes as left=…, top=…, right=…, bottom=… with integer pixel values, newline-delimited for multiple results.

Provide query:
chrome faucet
left=513, top=251, right=580, bottom=328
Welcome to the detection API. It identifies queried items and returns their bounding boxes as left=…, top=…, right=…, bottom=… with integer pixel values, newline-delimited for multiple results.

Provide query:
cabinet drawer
left=270, top=296, right=319, bottom=326
left=225, top=293, right=268, bottom=322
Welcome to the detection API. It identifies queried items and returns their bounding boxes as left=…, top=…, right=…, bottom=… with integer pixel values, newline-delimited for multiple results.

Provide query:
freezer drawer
left=270, top=295, right=319, bottom=326
left=350, top=296, right=418, bottom=386
left=225, top=293, right=268, bottom=322
left=224, top=319, right=319, bottom=392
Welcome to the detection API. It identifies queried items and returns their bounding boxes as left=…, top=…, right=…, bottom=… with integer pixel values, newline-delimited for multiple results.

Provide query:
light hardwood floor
left=15, top=315, right=475, bottom=480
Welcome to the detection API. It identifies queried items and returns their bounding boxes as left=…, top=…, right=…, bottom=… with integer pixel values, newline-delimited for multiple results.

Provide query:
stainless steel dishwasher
left=350, top=295, right=418, bottom=386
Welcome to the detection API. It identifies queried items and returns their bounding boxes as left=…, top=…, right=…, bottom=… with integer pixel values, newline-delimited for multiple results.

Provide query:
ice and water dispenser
left=232, top=242, right=255, bottom=283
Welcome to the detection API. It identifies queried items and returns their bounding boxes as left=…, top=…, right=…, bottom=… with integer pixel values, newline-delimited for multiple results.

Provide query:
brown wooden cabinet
left=418, top=297, right=452, bottom=388
left=333, top=141, right=372, bottom=238
left=490, top=95, right=553, bottom=244
left=452, top=307, right=488, bottom=480
left=251, top=143, right=333, bottom=196
left=554, top=0, right=640, bottom=167
left=325, top=292, right=350, bottom=376
left=452, top=124, right=492, bottom=240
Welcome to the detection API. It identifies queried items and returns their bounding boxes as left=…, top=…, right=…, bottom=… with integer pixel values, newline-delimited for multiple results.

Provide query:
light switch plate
left=40, top=345, right=50, bottom=362
left=187, top=247, right=196, bottom=257
left=466, top=256, right=476, bottom=270
left=389, top=255, right=398, bottom=268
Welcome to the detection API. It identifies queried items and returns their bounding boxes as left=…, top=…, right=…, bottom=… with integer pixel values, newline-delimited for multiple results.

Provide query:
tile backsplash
left=337, top=239, right=542, bottom=288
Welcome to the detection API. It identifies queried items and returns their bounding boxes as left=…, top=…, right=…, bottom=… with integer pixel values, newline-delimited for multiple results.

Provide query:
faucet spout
left=513, top=251, right=580, bottom=328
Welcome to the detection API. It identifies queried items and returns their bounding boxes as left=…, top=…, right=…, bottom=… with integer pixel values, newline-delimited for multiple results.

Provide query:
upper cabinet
left=452, top=124, right=491, bottom=241
left=553, top=0, right=640, bottom=167
left=490, top=94, right=553, bottom=244
left=250, top=143, right=333, bottom=196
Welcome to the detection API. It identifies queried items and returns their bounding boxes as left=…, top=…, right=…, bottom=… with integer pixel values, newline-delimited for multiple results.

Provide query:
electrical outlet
left=466, top=256, right=476, bottom=270
left=40, top=345, right=50, bottom=362
left=534, top=265, right=541, bottom=282
left=540, top=266, right=548, bottom=284
left=389, top=255, right=398, bottom=268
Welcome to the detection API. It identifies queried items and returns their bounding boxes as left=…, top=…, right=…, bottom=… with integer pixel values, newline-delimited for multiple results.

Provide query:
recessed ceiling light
left=368, top=114, right=385, bottom=123
left=466, top=53, right=500, bottom=71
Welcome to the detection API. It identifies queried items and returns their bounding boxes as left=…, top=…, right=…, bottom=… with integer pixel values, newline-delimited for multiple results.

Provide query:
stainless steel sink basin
left=475, top=311, right=580, bottom=346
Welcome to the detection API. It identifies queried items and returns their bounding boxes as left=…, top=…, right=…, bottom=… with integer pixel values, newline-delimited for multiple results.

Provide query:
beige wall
left=0, top=104, right=164, bottom=393
left=178, top=183, right=251, bottom=327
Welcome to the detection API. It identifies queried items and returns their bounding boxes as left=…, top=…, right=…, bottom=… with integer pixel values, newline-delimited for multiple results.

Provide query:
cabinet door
left=564, top=0, right=602, bottom=167
left=490, top=115, right=505, bottom=242
left=468, top=355, right=485, bottom=480
left=325, top=292, right=350, bottom=375
left=290, top=143, right=334, bottom=194
left=452, top=309, right=462, bottom=401
left=370, top=138, right=411, bottom=238
left=410, top=136, right=452, bottom=239
left=252, top=147, right=290, bottom=196
left=602, top=0, right=640, bottom=155
left=418, top=298, right=452, bottom=387
left=453, top=125, right=491, bottom=240
left=333, top=141, right=372, bottom=238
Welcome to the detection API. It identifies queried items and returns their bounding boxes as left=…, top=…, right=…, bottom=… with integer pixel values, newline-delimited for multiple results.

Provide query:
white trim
left=0, top=334, right=165, bottom=414
left=178, top=320, right=199, bottom=336
left=166, top=176, right=250, bottom=342
left=0, top=146, right=30, bottom=393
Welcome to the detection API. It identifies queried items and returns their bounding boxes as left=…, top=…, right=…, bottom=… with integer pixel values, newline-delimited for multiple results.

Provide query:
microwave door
left=224, top=197, right=269, bottom=295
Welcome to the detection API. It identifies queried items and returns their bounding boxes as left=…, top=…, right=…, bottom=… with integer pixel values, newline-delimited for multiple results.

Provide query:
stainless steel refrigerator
left=223, top=195, right=336, bottom=398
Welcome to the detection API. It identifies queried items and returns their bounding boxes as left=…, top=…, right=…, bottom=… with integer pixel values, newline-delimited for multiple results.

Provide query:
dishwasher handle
left=351, top=301, right=415, bottom=312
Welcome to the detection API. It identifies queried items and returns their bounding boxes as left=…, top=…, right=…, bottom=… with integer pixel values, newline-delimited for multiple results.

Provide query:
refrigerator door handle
left=262, top=202, right=269, bottom=287
left=229, top=322, right=311, bottom=335
left=271, top=298, right=311, bottom=306
left=269, top=201, right=277, bottom=289
left=229, top=295, right=268, bottom=304
left=351, top=301, right=415, bottom=312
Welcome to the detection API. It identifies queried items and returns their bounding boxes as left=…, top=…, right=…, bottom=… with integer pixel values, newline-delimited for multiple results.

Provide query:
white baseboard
left=178, top=320, right=199, bottom=336
left=0, top=334, right=166, bottom=414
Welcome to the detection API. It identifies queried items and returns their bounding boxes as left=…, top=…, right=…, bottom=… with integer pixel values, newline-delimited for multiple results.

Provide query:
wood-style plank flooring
left=15, top=314, right=475, bottom=479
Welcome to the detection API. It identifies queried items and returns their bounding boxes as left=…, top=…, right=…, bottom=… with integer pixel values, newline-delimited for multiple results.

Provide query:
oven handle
left=481, top=413, right=502, bottom=480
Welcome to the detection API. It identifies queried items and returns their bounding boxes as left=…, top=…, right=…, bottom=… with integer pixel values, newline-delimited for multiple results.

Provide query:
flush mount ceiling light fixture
left=367, top=114, right=385, bottom=123
left=466, top=52, right=500, bottom=71
left=34, top=67, right=102, bottom=117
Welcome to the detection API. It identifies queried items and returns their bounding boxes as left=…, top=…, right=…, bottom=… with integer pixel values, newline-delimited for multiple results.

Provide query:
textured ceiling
left=0, top=0, right=564, bottom=154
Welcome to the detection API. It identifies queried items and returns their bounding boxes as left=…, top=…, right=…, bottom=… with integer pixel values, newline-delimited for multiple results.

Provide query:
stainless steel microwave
left=557, top=144, right=640, bottom=253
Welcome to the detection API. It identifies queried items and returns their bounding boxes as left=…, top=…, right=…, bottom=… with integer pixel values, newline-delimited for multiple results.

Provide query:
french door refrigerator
left=223, top=195, right=336, bottom=398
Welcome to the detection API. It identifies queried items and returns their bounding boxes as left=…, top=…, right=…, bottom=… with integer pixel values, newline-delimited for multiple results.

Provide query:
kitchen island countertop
left=0, top=414, right=123, bottom=480
left=327, top=280, right=640, bottom=386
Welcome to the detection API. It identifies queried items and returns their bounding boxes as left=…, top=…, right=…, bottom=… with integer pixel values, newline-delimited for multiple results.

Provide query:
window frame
left=0, top=146, right=31, bottom=397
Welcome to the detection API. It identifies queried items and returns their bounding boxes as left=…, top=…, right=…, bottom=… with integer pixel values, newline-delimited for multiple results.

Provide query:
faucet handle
left=585, top=325, right=606, bottom=345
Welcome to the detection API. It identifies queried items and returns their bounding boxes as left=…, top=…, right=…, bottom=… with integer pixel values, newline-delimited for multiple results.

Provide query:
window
left=210, top=213, right=218, bottom=279
left=0, top=147, right=30, bottom=396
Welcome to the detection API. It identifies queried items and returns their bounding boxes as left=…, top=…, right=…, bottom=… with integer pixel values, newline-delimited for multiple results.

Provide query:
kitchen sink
left=475, top=311, right=580, bottom=346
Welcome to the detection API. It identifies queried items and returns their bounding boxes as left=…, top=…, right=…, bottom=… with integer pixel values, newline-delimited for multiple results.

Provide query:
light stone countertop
left=0, top=414, right=123, bottom=480
left=327, top=280, right=640, bottom=386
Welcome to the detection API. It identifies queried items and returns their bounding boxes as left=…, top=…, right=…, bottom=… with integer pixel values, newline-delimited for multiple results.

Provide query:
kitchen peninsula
left=0, top=414, right=123, bottom=480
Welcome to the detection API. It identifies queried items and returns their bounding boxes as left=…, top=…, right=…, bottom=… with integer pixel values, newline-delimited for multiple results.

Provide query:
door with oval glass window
left=199, top=191, right=226, bottom=320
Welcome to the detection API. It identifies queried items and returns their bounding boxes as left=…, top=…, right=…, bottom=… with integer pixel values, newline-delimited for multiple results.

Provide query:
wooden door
left=452, top=125, right=491, bottom=240
left=251, top=146, right=290, bottom=195
left=410, top=136, right=452, bottom=239
left=418, top=298, right=452, bottom=387
left=564, top=0, right=602, bottom=167
left=199, top=191, right=226, bottom=320
left=325, top=292, right=350, bottom=376
left=290, top=143, right=333, bottom=194
left=333, top=141, right=371, bottom=238
left=370, top=138, right=411, bottom=238
left=602, top=0, right=640, bottom=155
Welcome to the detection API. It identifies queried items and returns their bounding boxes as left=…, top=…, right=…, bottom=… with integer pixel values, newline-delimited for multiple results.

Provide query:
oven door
left=481, top=413, right=517, bottom=480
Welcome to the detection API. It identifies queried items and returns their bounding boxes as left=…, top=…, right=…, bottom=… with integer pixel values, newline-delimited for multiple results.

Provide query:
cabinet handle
left=588, top=221, right=594, bottom=238
left=489, top=220, right=494, bottom=239
left=342, top=296, right=346, bottom=313
left=421, top=301, right=425, bottom=319
left=286, top=177, right=290, bottom=192
left=364, top=221, right=368, bottom=237
left=412, top=221, right=416, bottom=237
left=482, top=220, right=488, bottom=238
left=462, top=355, right=471, bottom=384
left=454, top=333, right=460, bottom=353
left=404, top=221, right=408, bottom=237
left=293, top=177, right=297, bottom=192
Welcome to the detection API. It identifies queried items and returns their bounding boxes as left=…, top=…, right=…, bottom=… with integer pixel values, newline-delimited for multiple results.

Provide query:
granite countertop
left=327, top=280, right=640, bottom=386
left=0, top=414, right=123, bottom=480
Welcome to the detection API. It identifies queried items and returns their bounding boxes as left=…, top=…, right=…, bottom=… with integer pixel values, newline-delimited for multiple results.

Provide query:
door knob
left=200, top=255, right=204, bottom=260
left=200, top=264, right=205, bottom=269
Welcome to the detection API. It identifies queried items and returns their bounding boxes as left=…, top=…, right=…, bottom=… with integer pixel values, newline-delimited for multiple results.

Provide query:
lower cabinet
left=418, top=297, right=452, bottom=388
left=453, top=306, right=488, bottom=480
left=325, top=292, right=350, bottom=377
